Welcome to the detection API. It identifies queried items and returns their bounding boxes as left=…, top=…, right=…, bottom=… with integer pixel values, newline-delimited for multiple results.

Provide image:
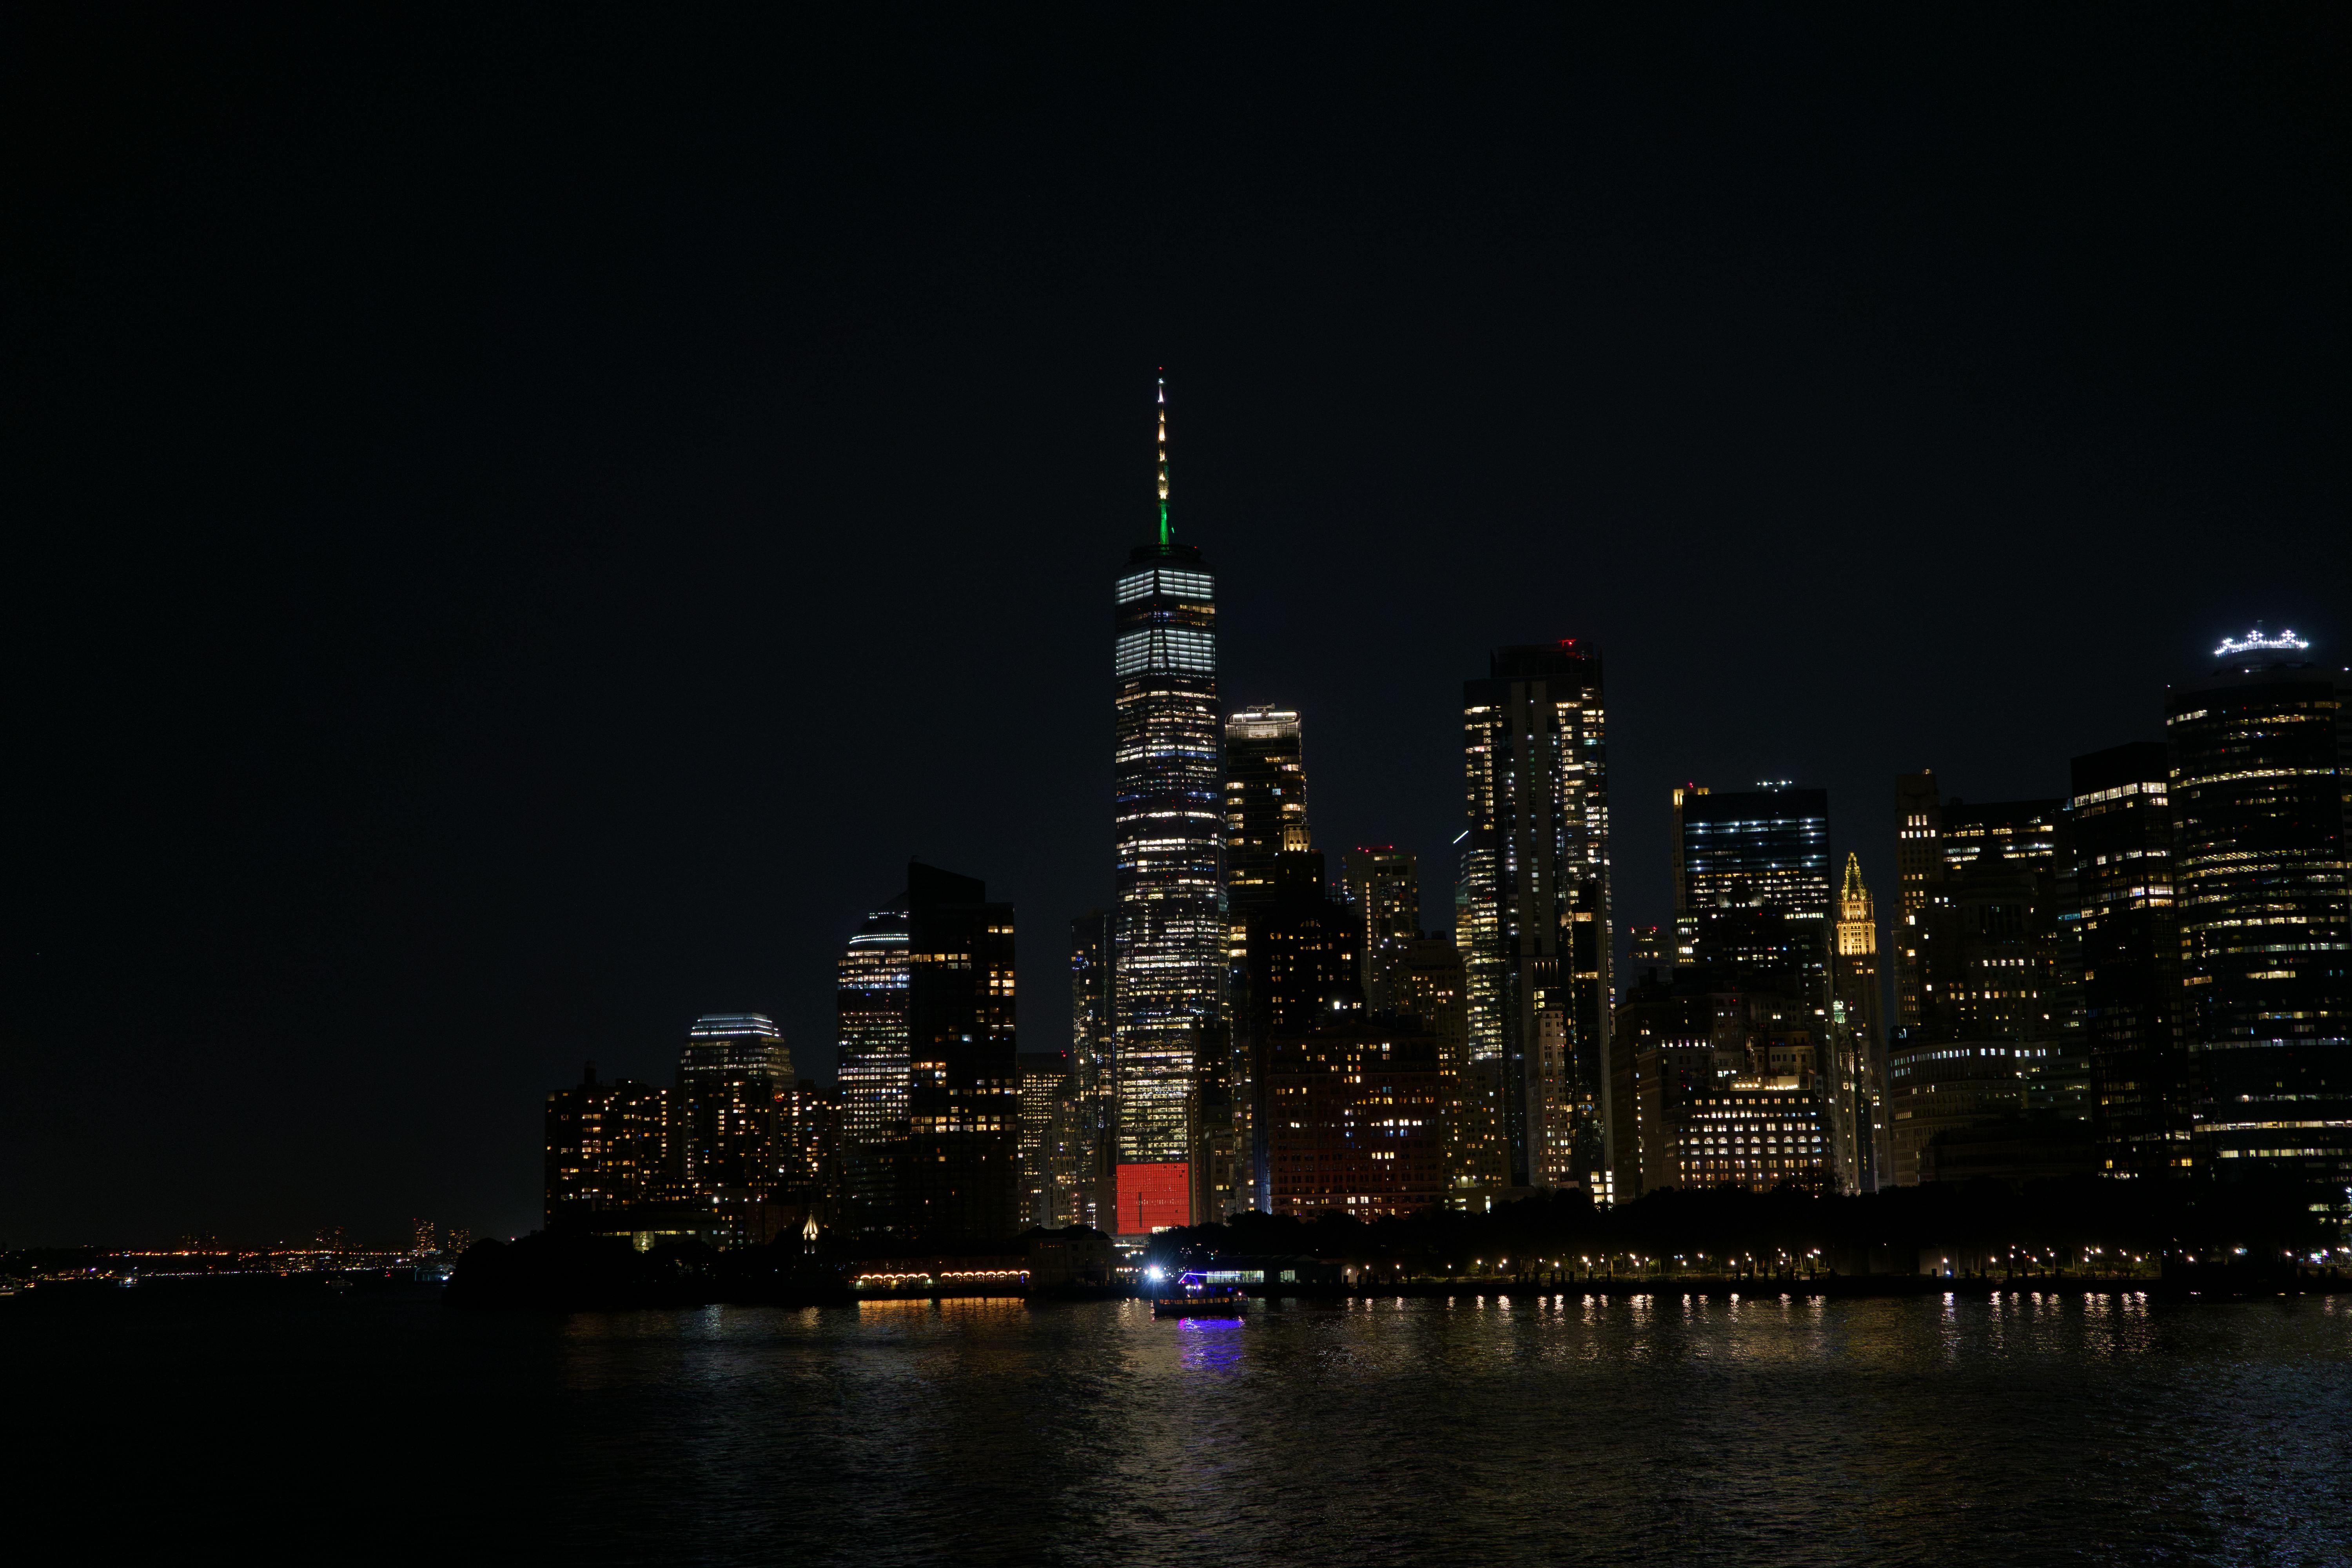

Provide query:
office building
left=1669, top=785, right=1849, bottom=1191
left=677, top=1014, right=793, bottom=1197
left=1940, top=797, right=2061, bottom=875
left=1892, top=770, right=1942, bottom=1030
left=1669, top=782, right=1710, bottom=961
left=1110, top=379, right=1225, bottom=1235
left=1886, top=1038, right=2027, bottom=1185
left=837, top=899, right=911, bottom=1231
left=544, top=1065, right=670, bottom=1226
left=1222, top=706, right=1310, bottom=1221
left=1225, top=706, right=1311, bottom=960
left=1345, top=846, right=1411, bottom=1006
left=1618, top=971, right=1828, bottom=1194
left=2069, top=741, right=2191, bottom=1178
left=1679, top=784, right=1833, bottom=999
left=1243, top=848, right=1361, bottom=1210
left=1669, top=1081, right=1830, bottom=1192
left=899, top=862, right=1019, bottom=1245
left=1016, top=1051, right=1071, bottom=1228
left=777, top=1079, right=840, bottom=1209
left=1267, top=1008, right=1445, bottom=1218
left=1042, top=1082, right=1101, bottom=1230
left=1389, top=933, right=1495, bottom=1202
left=1684, top=786, right=1833, bottom=916
left=1884, top=778, right=2094, bottom=1185
left=1066, top=910, right=1116, bottom=1229
left=1832, top=854, right=1890, bottom=1190
left=1938, top=799, right=2085, bottom=1118
left=1342, top=846, right=1421, bottom=1007
left=1459, top=641, right=1613, bottom=1197
left=1619, top=975, right=1726, bottom=1195
left=2168, top=629, right=2352, bottom=1200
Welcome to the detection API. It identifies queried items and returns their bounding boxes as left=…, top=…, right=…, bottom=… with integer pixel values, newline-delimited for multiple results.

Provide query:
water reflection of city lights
left=1178, top=1316, right=1246, bottom=1374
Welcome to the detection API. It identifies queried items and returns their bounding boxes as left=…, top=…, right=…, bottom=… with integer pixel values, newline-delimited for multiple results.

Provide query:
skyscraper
left=1682, top=786, right=1833, bottom=928
left=2069, top=741, right=2190, bottom=1178
left=1831, top=854, right=1889, bottom=1190
left=1343, top=846, right=1421, bottom=1007
left=1892, top=770, right=1942, bottom=1031
left=1066, top=909, right=1115, bottom=1227
left=1389, top=932, right=1491, bottom=1202
left=1459, top=641, right=1612, bottom=1195
left=1110, top=377, right=1224, bottom=1235
left=1225, top=706, right=1310, bottom=964
left=1016, top=1050, right=1071, bottom=1228
left=1243, top=848, right=1361, bottom=1208
left=837, top=899, right=911, bottom=1232
left=1670, top=787, right=1844, bottom=1190
left=1679, top=785, right=1834, bottom=1018
left=899, top=862, right=1018, bottom=1244
left=1942, top=797, right=2087, bottom=1120
left=2168, top=628, right=2352, bottom=1203
left=677, top=1014, right=793, bottom=1198
left=1887, top=794, right=2083, bottom=1185
left=1669, top=782, right=1710, bottom=964
left=776, top=1079, right=840, bottom=1209
left=1216, top=704, right=1307, bottom=1221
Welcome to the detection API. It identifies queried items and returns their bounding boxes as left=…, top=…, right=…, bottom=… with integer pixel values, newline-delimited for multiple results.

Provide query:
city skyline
left=532, top=574, right=2349, bottom=1238
left=11, top=9, right=2345, bottom=1248
left=519, top=485, right=2352, bottom=1250
left=12, top=19, right=2350, bottom=1568
left=13, top=408, right=2345, bottom=1248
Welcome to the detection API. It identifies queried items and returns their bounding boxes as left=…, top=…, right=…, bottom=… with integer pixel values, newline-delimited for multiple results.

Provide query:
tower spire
left=1155, top=371, right=1171, bottom=550
left=1841, top=851, right=1869, bottom=918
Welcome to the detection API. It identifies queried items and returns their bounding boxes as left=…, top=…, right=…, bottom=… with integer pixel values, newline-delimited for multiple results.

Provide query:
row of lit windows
left=1115, top=567, right=1215, bottom=603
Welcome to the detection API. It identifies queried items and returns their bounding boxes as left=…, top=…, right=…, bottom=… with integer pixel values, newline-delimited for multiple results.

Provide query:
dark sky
left=7, top=8, right=2346, bottom=1247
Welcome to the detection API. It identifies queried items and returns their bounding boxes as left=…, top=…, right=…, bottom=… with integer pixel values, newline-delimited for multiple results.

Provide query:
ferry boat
left=1152, top=1268, right=1247, bottom=1318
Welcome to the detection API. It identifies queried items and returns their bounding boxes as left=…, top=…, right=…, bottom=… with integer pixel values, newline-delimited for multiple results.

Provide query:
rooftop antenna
left=1156, top=371, right=1171, bottom=550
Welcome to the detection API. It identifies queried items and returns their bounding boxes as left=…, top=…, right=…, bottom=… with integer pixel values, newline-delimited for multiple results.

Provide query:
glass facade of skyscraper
left=676, top=1013, right=793, bottom=1195
left=1220, top=705, right=1307, bottom=1220
left=1225, top=706, right=1310, bottom=964
left=2168, top=638, right=2352, bottom=1202
left=1109, top=385, right=1223, bottom=1234
left=900, top=863, right=1019, bottom=1244
left=837, top=900, right=910, bottom=1232
left=1458, top=641, right=1612, bottom=1196
left=1682, top=787, right=1832, bottom=921
left=1680, top=786, right=1834, bottom=1024
left=2070, top=741, right=2190, bottom=1178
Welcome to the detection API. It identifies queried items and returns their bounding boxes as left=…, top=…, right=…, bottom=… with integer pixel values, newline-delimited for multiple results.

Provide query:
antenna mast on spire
left=1155, top=371, right=1171, bottom=550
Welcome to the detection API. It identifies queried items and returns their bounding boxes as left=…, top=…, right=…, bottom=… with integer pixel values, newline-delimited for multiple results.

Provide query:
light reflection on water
left=517, top=1292, right=2352, bottom=1566
left=1177, top=1316, right=1247, bottom=1374
left=18, top=1288, right=2346, bottom=1566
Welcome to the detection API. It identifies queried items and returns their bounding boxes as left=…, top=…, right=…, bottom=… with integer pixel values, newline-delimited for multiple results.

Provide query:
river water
left=12, top=1287, right=2348, bottom=1564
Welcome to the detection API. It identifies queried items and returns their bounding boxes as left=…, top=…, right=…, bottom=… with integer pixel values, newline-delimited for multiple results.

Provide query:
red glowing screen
left=1115, top=1162, right=1191, bottom=1235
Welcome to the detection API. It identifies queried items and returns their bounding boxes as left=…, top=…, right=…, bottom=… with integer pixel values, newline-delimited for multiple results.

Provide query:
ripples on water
left=15, top=1290, right=2349, bottom=1565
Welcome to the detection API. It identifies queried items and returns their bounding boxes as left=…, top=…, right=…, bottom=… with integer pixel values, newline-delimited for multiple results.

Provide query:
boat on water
left=1152, top=1269, right=1247, bottom=1318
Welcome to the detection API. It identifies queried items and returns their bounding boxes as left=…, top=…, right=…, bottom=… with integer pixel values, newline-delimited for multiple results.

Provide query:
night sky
left=9, top=9, right=2346, bottom=1246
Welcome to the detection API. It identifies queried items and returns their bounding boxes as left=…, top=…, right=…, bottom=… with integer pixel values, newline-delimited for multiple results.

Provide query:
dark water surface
left=12, top=1287, right=2350, bottom=1564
